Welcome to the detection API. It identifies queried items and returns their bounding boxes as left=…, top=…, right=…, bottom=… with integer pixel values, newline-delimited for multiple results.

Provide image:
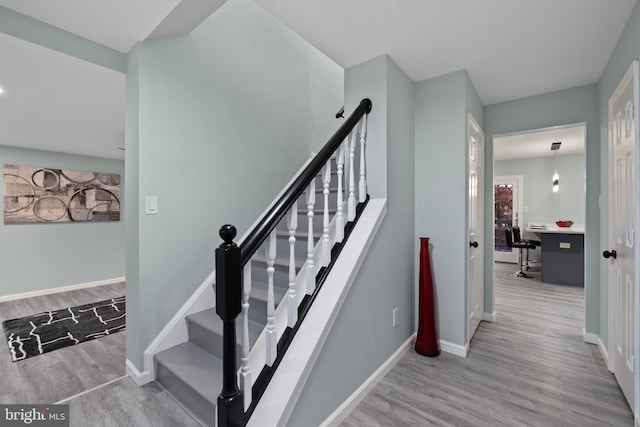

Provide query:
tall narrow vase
left=415, top=237, right=440, bottom=357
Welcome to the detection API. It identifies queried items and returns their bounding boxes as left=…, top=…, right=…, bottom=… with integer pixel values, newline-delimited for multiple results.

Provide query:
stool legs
left=515, top=247, right=533, bottom=278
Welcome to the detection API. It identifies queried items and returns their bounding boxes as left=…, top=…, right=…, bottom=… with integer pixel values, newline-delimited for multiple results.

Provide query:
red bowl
left=555, top=221, right=573, bottom=228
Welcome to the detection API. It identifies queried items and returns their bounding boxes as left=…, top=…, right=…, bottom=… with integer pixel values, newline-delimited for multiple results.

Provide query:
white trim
left=439, top=339, right=469, bottom=358
left=55, top=375, right=128, bottom=404
left=635, top=414, right=639, bottom=427
left=126, top=358, right=151, bottom=386
left=319, top=333, right=416, bottom=427
left=598, top=336, right=610, bottom=370
left=483, top=311, right=497, bottom=322
left=142, top=269, right=216, bottom=382
left=247, top=199, right=387, bottom=427
left=582, top=328, right=599, bottom=345
left=0, top=277, right=125, bottom=303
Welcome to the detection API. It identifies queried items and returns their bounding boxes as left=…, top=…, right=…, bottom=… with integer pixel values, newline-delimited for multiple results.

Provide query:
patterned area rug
left=2, top=296, right=125, bottom=362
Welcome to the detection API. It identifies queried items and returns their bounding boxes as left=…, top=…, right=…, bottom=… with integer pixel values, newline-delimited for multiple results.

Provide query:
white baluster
left=347, top=130, right=357, bottom=221
left=239, top=261, right=252, bottom=410
left=335, top=142, right=345, bottom=243
left=306, top=180, right=316, bottom=294
left=359, top=115, right=368, bottom=203
left=321, top=161, right=331, bottom=267
left=265, top=230, right=277, bottom=366
left=286, top=203, right=298, bottom=328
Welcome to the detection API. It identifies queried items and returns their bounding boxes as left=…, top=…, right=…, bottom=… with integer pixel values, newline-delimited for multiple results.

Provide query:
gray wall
left=0, top=145, right=125, bottom=297
left=414, top=70, right=482, bottom=347
left=483, top=84, right=600, bottom=335
left=597, top=0, right=640, bottom=348
left=288, top=55, right=415, bottom=427
left=124, top=0, right=344, bottom=369
left=494, top=153, right=586, bottom=262
left=494, top=153, right=586, bottom=225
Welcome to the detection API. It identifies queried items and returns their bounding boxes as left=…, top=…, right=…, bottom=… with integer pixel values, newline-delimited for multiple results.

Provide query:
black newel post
left=216, top=224, right=244, bottom=427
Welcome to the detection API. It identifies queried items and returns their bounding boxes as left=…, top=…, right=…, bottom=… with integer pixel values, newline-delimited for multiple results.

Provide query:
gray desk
left=526, top=224, right=585, bottom=287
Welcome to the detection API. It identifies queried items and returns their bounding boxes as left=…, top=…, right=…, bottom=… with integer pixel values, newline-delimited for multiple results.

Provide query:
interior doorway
left=492, top=123, right=587, bottom=329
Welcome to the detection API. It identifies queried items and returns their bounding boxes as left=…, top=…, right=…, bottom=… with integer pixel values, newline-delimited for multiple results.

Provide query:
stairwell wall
left=287, top=55, right=416, bottom=426
left=124, top=0, right=344, bottom=369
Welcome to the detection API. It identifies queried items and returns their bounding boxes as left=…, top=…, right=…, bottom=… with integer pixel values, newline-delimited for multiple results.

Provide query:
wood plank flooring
left=341, top=263, right=634, bottom=426
left=67, top=377, right=202, bottom=427
left=0, top=283, right=126, bottom=404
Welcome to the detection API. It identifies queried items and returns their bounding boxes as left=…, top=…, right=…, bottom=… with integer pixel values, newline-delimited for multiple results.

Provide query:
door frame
left=607, top=60, right=640, bottom=419
left=494, top=175, right=524, bottom=264
left=467, top=112, right=485, bottom=342
left=490, top=122, right=587, bottom=335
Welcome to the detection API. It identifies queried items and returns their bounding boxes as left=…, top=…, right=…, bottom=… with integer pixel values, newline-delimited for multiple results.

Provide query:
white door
left=608, top=60, right=639, bottom=412
left=494, top=175, right=524, bottom=263
left=468, top=113, right=485, bottom=340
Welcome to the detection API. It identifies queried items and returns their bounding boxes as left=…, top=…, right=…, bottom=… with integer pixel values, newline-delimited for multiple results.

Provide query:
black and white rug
left=2, top=296, right=125, bottom=362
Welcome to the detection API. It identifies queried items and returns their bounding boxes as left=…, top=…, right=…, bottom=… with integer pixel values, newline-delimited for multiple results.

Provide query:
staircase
left=152, top=99, right=372, bottom=426
left=153, top=166, right=339, bottom=423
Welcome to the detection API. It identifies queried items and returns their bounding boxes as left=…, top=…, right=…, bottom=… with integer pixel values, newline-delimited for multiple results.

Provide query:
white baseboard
left=483, top=311, right=497, bottom=322
left=320, top=333, right=416, bottom=427
left=597, top=336, right=609, bottom=368
left=142, top=269, right=216, bottom=382
left=126, top=359, right=151, bottom=386
left=0, top=277, right=126, bottom=303
left=582, top=328, right=599, bottom=345
left=439, top=339, right=469, bottom=358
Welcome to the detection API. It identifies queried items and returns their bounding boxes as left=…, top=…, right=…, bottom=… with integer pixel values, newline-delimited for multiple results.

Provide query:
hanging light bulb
left=551, top=141, right=561, bottom=192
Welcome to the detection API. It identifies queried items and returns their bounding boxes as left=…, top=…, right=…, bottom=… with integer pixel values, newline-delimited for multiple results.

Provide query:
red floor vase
left=415, top=237, right=440, bottom=357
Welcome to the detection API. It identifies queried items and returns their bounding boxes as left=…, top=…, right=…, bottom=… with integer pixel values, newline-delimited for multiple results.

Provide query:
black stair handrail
left=238, top=98, right=372, bottom=264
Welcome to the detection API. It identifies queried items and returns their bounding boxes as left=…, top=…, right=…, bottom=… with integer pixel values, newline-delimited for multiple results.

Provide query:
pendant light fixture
left=551, top=142, right=561, bottom=192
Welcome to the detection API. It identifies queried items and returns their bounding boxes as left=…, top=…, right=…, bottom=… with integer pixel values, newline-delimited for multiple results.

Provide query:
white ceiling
left=255, top=0, right=637, bottom=105
left=0, top=0, right=181, bottom=53
left=0, top=32, right=125, bottom=160
left=0, top=0, right=636, bottom=160
left=493, top=124, right=586, bottom=161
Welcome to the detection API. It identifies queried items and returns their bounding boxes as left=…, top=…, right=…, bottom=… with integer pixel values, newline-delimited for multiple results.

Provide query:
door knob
left=603, top=250, right=617, bottom=259
left=470, top=241, right=479, bottom=248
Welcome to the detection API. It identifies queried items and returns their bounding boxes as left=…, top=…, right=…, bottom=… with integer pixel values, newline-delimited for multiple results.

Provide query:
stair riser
left=188, top=320, right=241, bottom=365
left=156, top=363, right=215, bottom=426
left=248, top=296, right=272, bottom=324
left=276, top=211, right=334, bottom=236
left=275, top=235, right=314, bottom=259
left=250, top=262, right=291, bottom=285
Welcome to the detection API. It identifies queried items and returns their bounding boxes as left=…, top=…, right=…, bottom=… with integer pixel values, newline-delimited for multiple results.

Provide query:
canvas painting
left=3, top=164, right=120, bottom=224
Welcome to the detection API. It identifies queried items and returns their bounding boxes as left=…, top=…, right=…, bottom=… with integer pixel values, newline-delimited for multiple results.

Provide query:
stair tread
left=250, top=280, right=288, bottom=302
left=275, top=229, right=322, bottom=240
left=252, top=253, right=306, bottom=269
left=187, top=308, right=264, bottom=344
left=155, top=342, right=222, bottom=404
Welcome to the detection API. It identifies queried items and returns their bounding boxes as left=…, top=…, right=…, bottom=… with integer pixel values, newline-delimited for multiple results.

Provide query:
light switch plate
left=145, top=196, right=158, bottom=215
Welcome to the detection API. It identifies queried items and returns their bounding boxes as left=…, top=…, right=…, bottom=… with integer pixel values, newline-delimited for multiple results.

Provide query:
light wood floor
left=0, top=283, right=126, bottom=404
left=341, top=263, right=634, bottom=426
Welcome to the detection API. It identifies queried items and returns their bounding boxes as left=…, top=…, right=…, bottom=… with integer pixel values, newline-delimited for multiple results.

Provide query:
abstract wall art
left=3, top=164, right=120, bottom=224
